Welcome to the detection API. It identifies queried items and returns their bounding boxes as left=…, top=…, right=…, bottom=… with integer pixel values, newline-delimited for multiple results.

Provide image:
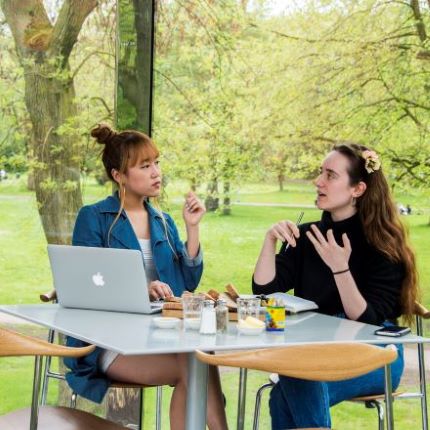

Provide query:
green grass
left=1, top=176, right=430, bottom=428
left=140, top=373, right=428, bottom=430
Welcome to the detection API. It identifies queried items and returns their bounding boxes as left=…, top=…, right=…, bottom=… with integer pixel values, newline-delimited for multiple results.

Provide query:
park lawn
left=1, top=176, right=430, bottom=306
left=1, top=176, right=430, bottom=428
left=141, top=373, right=427, bottom=430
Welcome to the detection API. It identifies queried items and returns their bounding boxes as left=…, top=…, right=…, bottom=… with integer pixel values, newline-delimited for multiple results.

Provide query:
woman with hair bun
left=253, top=143, right=419, bottom=430
left=65, top=124, right=228, bottom=430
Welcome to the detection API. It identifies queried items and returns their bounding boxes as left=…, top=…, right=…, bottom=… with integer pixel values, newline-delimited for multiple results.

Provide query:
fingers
left=342, top=232, right=351, bottom=251
left=149, top=281, right=173, bottom=301
left=270, top=224, right=289, bottom=243
left=306, top=227, right=351, bottom=273
left=326, top=229, right=337, bottom=245
left=310, top=224, right=328, bottom=245
left=269, top=220, right=300, bottom=246
left=184, top=192, right=205, bottom=213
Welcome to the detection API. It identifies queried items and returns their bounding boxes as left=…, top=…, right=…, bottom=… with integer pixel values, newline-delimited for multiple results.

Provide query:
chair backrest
left=0, top=327, right=95, bottom=358
left=414, top=301, right=430, bottom=319
left=39, top=289, right=57, bottom=303
left=196, top=343, right=397, bottom=381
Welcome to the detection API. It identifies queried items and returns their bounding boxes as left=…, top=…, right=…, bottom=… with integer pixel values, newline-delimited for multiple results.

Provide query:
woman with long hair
left=253, top=143, right=418, bottom=429
left=65, top=124, right=228, bottom=430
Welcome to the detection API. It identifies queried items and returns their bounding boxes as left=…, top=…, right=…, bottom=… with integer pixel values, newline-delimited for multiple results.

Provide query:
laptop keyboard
left=150, top=302, right=163, bottom=310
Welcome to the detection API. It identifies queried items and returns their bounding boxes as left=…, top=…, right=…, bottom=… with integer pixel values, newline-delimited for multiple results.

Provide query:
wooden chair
left=348, top=302, right=430, bottom=430
left=39, top=289, right=163, bottom=430
left=196, top=343, right=398, bottom=430
left=252, top=302, right=429, bottom=430
left=0, top=326, right=127, bottom=430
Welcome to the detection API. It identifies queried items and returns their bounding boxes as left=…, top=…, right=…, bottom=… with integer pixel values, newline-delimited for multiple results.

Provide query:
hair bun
left=91, top=123, right=117, bottom=145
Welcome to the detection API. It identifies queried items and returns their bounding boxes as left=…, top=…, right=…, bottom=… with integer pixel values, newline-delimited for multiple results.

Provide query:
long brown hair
left=91, top=123, right=160, bottom=243
left=334, top=143, right=419, bottom=324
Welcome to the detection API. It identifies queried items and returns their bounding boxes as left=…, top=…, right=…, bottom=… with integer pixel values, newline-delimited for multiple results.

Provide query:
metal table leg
left=384, top=363, right=394, bottom=430
left=186, top=352, right=208, bottom=430
left=237, top=368, right=248, bottom=430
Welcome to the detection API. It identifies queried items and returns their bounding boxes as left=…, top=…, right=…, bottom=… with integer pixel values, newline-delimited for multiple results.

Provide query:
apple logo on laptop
left=92, top=272, right=105, bottom=287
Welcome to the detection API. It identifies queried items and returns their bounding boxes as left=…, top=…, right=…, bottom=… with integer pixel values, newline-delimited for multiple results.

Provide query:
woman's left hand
left=183, top=191, right=206, bottom=226
left=306, top=225, right=351, bottom=273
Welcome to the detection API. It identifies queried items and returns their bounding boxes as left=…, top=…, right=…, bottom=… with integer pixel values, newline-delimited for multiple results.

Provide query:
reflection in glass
left=116, top=0, right=155, bottom=134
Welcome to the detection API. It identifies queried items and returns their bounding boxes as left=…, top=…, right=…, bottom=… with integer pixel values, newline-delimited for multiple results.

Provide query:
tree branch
left=71, top=50, right=113, bottom=79
left=410, top=0, right=427, bottom=42
left=50, top=0, right=97, bottom=64
left=1, top=0, right=52, bottom=59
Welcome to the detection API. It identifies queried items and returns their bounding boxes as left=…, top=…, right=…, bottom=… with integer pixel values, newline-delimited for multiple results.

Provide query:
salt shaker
left=216, top=299, right=228, bottom=334
left=200, top=300, right=217, bottom=335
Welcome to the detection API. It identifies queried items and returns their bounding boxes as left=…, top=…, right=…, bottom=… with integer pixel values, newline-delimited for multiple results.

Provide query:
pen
left=282, top=211, right=304, bottom=253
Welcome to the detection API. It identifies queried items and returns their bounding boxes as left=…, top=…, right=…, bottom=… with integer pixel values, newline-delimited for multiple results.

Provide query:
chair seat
left=0, top=405, right=127, bottom=430
left=111, top=381, right=155, bottom=389
left=350, top=391, right=402, bottom=402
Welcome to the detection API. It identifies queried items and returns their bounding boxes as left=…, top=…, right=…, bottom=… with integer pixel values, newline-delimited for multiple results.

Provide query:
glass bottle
left=200, top=300, right=217, bottom=335
left=216, top=299, right=228, bottom=334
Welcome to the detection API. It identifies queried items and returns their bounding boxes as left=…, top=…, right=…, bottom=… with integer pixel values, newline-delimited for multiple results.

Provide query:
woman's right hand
left=148, top=280, right=173, bottom=301
left=266, top=220, right=300, bottom=247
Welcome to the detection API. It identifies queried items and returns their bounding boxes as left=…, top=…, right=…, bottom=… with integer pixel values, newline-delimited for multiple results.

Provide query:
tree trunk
left=278, top=173, right=284, bottom=191
left=1, top=0, right=98, bottom=415
left=1, top=0, right=97, bottom=244
left=222, top=181, right=231, bottom=215
left=23, top=62, right=83, bottom=243
left=205, top=179, right=219, bottom=211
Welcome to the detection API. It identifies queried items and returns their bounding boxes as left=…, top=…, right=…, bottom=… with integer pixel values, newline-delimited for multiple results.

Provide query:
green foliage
left=152, top=0, right=430, bottom=198
left=0, top=1, right=115, bottom=181
left=2, top=0, right=429, bottom=199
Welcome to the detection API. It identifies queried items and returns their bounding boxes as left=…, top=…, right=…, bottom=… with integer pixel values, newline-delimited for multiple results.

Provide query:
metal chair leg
left=366, top=400, right=385, bottom=430
left=417, top=315, right=429, bottom=430
left=70, top=392, right=77, bottom=408
left=253, top=382, right=273, bottom=430
left=40, top=328, right=55, bottom=405
left=155, top=385, right=162, bottom=430
left=30, top=356, right=43, bottom=430
left=136, top=388, right=143, bottom=430
left=384, top=363, right=394, bottom=430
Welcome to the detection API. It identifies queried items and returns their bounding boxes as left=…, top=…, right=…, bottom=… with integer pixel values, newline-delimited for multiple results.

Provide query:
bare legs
left=106, top=353, right=228, bottom=430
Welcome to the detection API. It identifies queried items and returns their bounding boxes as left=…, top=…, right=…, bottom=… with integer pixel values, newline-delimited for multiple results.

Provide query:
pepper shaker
left=216, top=299, right=228, bottom=333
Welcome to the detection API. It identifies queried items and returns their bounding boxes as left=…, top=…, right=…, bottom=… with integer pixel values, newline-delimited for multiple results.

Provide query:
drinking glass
left=182, top=294, right=204, bottom=330
left=237, top=297, right=261, bottom=323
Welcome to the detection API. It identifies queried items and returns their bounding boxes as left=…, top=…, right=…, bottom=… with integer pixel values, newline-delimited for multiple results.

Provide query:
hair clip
left=361, top=150, right=381, bottom=174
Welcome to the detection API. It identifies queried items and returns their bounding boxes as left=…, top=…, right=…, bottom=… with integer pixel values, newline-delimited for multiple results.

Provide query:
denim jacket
left=64, top=193, right=203, bottom=403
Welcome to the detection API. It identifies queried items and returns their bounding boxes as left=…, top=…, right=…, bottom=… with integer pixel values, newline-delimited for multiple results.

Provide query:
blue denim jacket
left=64, top=193, right=203, bottom=403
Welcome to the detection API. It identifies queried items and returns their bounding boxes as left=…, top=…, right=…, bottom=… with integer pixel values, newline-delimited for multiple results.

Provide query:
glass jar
left=216, top=299, right=228, bottom=333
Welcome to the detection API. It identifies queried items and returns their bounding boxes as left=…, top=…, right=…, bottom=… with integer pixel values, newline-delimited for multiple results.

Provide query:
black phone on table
left=374, top=326, right=411, bottom=337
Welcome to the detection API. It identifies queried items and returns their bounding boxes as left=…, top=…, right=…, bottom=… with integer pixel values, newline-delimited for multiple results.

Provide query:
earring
left=351, top=196, right=356, bottom=206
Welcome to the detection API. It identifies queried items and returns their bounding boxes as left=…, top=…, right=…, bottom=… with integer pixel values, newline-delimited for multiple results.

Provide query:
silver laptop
left=47, top=244, right=163, bottom=314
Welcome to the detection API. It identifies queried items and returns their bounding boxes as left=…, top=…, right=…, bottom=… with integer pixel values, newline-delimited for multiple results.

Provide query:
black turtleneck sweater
left=252, top=211, right=404, bottom=326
